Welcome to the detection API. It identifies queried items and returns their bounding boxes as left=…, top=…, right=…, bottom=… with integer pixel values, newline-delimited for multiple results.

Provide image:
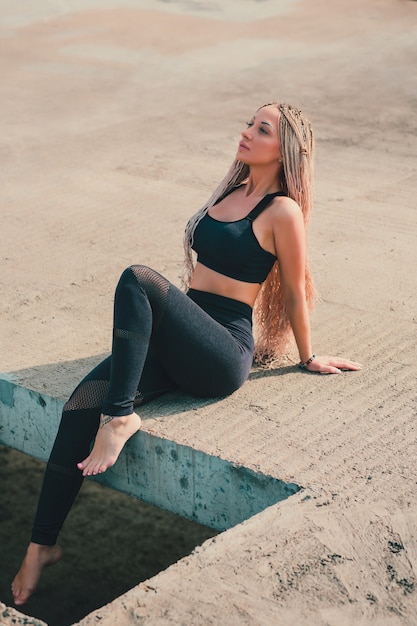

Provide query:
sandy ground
left=1, top=0, right=417, bottom=624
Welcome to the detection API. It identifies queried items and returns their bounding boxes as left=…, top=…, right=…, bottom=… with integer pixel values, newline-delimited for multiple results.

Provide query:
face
left=236, top=105, right=282, bottom=166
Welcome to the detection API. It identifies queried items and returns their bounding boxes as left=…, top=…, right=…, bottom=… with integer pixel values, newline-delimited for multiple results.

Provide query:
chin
left=236, top=153, right=249, bottom=164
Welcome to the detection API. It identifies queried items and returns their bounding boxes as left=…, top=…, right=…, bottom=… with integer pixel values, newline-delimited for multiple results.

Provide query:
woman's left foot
left=12, top=542, right=63, bottom=606
left=77, top=412, right=141, bottom=476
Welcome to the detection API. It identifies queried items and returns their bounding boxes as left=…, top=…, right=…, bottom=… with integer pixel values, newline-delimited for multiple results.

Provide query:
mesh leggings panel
left=64, top=379, right=109, bottom=411
left=102, top=265, right=171, bottom=416
left=129, top=264, right=169, bottom=333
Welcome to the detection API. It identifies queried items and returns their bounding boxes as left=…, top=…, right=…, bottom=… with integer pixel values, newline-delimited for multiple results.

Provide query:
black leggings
left=31, top=265, right=254, bottom=545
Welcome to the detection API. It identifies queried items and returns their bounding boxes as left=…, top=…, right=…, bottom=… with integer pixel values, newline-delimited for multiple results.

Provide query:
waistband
left=187, top=288, right=253, bottom=321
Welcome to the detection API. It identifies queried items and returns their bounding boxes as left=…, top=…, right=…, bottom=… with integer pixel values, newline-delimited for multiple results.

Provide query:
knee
left=118, top=265, right=153, bottom=289
left=128, top=264, right=150, bottom=276
left=129, top=265, right=159, bottom=286
left=115, top=266, right=146, bottom=296
left=115, top=265, right=169, bottom=324
left=119, top=265, right=144, bottom=284
left=127, top=265, right=169, bottom=300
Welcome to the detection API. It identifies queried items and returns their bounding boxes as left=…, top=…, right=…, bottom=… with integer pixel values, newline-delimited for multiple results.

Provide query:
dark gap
left=0, top=445, right=218, bottom=626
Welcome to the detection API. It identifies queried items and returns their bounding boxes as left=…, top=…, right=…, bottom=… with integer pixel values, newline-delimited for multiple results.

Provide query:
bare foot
left=12, top=542, right=62, bottom=606
left=77, top=412, right=141, bottom=476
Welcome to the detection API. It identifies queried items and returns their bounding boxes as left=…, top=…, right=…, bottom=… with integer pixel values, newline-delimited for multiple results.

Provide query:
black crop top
left=192, top=190, right=285, bottom=284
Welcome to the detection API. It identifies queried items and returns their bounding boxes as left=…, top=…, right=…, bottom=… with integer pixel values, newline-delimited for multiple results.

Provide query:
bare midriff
left=189, top=262, right=261, bottom=307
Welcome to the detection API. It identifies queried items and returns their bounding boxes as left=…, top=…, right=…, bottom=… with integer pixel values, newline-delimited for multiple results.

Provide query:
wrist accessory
left=299, top=354, right=316, bottom=369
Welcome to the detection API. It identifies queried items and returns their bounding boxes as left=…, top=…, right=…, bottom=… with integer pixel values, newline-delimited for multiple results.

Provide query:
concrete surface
left=1, top=0, right=417, bottom=624
left=0, top=378, right=300, bottom=531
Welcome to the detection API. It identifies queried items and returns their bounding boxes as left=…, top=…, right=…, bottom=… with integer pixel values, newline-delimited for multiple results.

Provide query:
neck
left=244, top=164, right=282, bottom=197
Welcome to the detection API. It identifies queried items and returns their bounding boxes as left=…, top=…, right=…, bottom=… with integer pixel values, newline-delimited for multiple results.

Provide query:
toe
left=12, top=587, right=28, bottom=606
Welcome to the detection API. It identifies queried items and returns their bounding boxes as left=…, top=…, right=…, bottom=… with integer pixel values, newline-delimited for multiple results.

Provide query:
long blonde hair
left=182, top=103, right=316, bottom=364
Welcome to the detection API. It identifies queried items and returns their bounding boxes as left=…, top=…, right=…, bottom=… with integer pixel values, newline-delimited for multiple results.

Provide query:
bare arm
left=272, top=199, right=362, bottom=374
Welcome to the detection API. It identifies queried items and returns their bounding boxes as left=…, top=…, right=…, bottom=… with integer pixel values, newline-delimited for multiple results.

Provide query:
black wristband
left=299, top=354, right=316, bottom=369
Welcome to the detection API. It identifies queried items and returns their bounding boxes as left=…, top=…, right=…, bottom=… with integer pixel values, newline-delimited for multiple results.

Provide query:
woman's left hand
left=302, top=355, right=362, bottom=374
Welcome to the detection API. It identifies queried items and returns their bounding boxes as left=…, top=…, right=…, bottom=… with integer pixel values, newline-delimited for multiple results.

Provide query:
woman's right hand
left=302, top=354, right=362, bottom=374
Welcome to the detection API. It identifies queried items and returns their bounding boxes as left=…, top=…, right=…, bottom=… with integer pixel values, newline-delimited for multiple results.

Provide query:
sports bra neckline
left=208, top=188, right=286, bottom=224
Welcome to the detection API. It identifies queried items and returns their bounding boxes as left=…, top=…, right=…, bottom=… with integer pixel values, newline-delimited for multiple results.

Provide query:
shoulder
left=268, top=195, right=303, bottom=227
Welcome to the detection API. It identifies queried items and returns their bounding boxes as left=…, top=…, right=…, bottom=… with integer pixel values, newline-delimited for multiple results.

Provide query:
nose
left=241, top=126, right=252, bottom=140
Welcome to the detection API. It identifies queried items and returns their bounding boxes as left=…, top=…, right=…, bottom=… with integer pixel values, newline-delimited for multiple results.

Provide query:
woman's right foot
left=77, top=412, right=142, bottom=477
left=12, top=542, right=63, bottom=606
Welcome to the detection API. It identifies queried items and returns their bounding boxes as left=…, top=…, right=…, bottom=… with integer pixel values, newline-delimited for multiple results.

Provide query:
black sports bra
left=192, top=189, right=285, bottom=284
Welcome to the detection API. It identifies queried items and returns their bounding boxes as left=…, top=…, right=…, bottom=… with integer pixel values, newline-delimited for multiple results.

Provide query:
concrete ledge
left=0, top=602, right=47, bottom=626
left=0, top=376, right=301, bottom=531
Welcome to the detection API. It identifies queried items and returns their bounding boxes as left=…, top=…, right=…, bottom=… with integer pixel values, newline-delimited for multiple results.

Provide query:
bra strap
left=246, top=192, right=286, bottom=222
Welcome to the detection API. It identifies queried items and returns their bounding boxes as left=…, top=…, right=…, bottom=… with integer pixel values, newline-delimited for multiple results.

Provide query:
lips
left=239, top=142, right=250, bottom=151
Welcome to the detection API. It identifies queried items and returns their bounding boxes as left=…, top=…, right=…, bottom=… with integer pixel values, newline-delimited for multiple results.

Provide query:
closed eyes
left=245, top=121, right=269, bottom=134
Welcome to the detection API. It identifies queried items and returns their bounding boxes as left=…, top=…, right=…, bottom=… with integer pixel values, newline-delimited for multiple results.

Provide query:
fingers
left=323, top=356, right=362, bottom=371
left=314, top=365, right=341, bottom=374
left=335, top=360, right=362, bottom=371
left=304, top=356, right=362, bottom=374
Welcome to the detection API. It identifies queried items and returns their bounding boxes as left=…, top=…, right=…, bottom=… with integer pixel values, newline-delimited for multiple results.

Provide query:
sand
left=1, top=0, right=417, bottom=624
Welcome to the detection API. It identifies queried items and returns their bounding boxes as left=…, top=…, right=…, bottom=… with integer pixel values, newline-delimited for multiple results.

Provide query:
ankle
left=27, top=542, right=55, bottom=555
left=27, top=542, right=44, bottom=554
left=100, top=412, right=139, bottom=428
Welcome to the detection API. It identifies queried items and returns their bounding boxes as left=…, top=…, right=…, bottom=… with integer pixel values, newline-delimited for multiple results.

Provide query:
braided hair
left=182, top=103, right=316, bottom=364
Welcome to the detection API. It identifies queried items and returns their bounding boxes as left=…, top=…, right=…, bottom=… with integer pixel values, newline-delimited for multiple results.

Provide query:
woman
left=12, top=102, right=361, bottom=606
